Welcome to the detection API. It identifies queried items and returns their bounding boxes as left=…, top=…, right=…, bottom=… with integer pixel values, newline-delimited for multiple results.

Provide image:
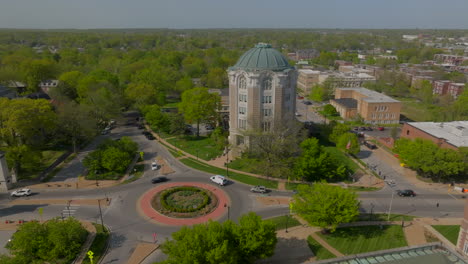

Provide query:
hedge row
left=160, top=187, right=211, bottom=213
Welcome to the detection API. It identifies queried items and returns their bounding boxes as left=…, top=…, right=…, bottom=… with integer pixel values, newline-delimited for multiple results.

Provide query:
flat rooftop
left=407, top=121, right=468, bottom=148
left=337, top=87, right=400, bottom=103
left=333, top=98, right=357, bottom=109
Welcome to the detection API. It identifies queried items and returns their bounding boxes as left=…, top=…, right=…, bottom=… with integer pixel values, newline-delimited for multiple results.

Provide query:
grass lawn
left=228, top=156, right=259, bottom=174
left=20, top=150, right=67, bottom=180
left=82, top=224, right=110, bottom=264
left=357, top=213, right=415, bottom=222
left=122, top=164, right=145, bottom=184
left=323, top=146, right=359, bottom=173
left=347, top=186, right=380, bottom=192
left=401, top=101, right=434, bottom=122
left=265, top=215, right=301, bottom=230
left=318, top=225, right=407, bottom=255
left=307, top=235, right=336, bottom=260
left=179, top=157, right=278, bottom=189
left=166, top=135, right=223, bottom=161
left=432, top=225, right=460, bottom=245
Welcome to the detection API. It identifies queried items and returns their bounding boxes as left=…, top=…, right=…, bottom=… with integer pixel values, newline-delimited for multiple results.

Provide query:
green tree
left=322, top=104, right=338, bottom=117
left=328, top=123, right=350, bottom=144
left=174, top=76, right=194, bottom=93
left=336, top=132, right=360, bottom=155
left=309, top=84, right=325, bottom=102
left=294, top=138, right=347, bottom=182
left=159, top=212, right=276, bottom=264
left=101, top=146, right=131, bottom=173
left=178, top=87, right=220, bottom=137
left=125, top=83, right=159, bottom=110
left=291, top=183, right=360, bottom=232
left=203, top=67, right=227, bottom=88
left=21, top=59, right=56, bottom=93
left=142, top=104, right=170, bottom=132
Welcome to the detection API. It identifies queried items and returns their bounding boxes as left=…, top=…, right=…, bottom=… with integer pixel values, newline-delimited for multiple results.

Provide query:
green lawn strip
left=20, top=150, right=67, bottom=180
left=265, top=215, right=301, bottom=230
left=317, top=225, right=407, bottom=255
left=307, top=235, right=336, bottom=260
left=323, top=146, right=359, bottom=173
left=167, top=148, right=183, bottom=158
left=166, top=136, right=223, bottom=161
left=347, top=186, right=380, bottom=192
left=122, top=164, right=145, bottom=184
left=432, top=225, right=460, bottom=245
left=82, top=224, right=110, bottom=264
left=179, top=157, right=278, bottom=189
left=228, top=156, right=259, bottom=174
left=357, top=213, right=415, bottom=222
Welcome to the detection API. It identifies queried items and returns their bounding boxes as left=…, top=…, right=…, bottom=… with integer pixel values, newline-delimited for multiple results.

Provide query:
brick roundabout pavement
left=138, top=182, right=230, bottom=226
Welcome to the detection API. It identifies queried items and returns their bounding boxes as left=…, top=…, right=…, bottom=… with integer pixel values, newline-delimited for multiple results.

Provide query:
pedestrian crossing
left=61, top=204, right=80, bottom=219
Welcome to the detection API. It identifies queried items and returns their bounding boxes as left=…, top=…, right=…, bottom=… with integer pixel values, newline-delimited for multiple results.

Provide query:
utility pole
left=387, top=190, right=395, bottom=221
left=98, top=199, right=105, bottom=229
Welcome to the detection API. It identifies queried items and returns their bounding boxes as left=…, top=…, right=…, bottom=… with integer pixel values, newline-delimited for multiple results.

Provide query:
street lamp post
left=285, top=214, right=290, bottom=233
left=387, top=190, right=395, bottom=221
left=98, top=199, right=105, bottom=229
left=224, top=203, right=230, bottom=220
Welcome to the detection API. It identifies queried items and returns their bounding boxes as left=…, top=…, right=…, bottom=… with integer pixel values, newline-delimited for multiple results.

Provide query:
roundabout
left=139, top=182, right=230, bottom=226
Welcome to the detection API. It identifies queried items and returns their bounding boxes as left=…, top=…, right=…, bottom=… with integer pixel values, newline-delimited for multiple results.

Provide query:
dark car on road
left=137, top=124, right=144, bottom=129
left=366, top=127, right=373, bottom=131
left=303, top=101, right=312, bottom=105
left=397, top=189, right=416, bottom=197
left=363, top=141, right=377, bottom=150
left=151, top=176, right=168, bottom=184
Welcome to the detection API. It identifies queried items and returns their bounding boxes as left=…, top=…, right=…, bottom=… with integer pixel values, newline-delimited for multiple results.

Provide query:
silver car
left=11, top=189, right=32, bottom=197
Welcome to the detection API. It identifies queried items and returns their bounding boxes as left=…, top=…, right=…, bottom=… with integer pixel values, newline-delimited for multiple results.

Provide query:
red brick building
left=448, top=83, right=466, bottom=99
left=432, top=80, right=451, bottom=95
left=400, top=121, right=468, bottom=150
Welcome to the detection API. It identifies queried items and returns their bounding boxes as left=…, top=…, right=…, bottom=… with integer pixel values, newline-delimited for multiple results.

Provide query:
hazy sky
left=0, top=0, right=467, bottom=29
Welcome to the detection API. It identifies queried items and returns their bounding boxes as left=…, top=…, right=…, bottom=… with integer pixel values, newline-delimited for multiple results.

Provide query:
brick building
left=448, top=83, right=466, bottom=99
left=330, top=87, right=401, bottom=124
left=432, top=80, right=451, bottom=95
left=400, top=121, right=468, bottom=150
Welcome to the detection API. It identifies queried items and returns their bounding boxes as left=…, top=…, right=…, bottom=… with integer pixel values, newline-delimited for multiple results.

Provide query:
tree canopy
left=291, top=183, right=360, bottom=232
left=158, top=212, right=276, bottom=264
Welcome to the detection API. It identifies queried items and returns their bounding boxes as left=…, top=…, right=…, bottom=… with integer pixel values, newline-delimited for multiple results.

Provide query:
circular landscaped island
left=151, top=186, right=218, bottom=218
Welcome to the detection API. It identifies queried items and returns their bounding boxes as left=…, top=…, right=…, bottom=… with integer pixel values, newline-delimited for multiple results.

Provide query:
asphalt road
left=0, top=113, right=465, bottom=263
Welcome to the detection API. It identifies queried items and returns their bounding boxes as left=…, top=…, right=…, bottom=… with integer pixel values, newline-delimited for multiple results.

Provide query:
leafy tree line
left=0, top=218, right=88, bottom=264
left=394, top=138, right=468, bottom=182
left=157, top=212, right=277, bottom=264
left=83, top=137, right=138, bottom=179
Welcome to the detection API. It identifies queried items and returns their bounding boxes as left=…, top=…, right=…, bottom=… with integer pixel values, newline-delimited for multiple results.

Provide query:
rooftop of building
left=229, top=43, right=293, bottom=72
left=298, top=69, right=321, bottom=74
left=332, top=98, right=357, bottom=109
left=310, top=243, right=467, bottom=264
left=406, top=121, right=468, bottom=148
left=337, top=87, right=400, bottom=103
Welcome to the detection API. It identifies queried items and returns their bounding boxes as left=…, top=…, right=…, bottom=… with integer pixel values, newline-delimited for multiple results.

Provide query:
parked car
left=295, top=112, right=302, bottom=116
left=100, top=130, right=109, bottom=135
left=366, top=127, right=373, bottom=131
left=377, top=127, right=385, bottom=131
left=210, top=175, right=227, bottom=186
left=205, top=124, right=215, bottom=130
left=151, top=162, right=159, bottom=171
left=151, top=176, right=168, bottom=184
left=250, top=185, right=267, bottom=193
left=397, top=189, right=416, bottom=197
left=137, top=124, right=144, bottom=129
left=145, top=134, right=155, bottom=140
left=353, top=127, right=359, bottom=131
left=363, top=141, right=377, bottom=150
left=11, top=189, right=32, bottom=197
left=303, top=101, right=312, bottom=105
left=359, top=127, right=367, bottom=131
left=142, top=131, right=151, bottom=135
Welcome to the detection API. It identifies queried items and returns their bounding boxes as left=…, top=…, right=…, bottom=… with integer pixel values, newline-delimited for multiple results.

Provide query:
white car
left=210, top=175, right=227, bottom=186
left=10, top=189, right=32, bottom=197
left=151, top=162, right=159, bottom=171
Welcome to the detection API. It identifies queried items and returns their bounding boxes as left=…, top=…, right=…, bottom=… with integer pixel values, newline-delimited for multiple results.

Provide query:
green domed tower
left=227, top=43, right=297, bottom=152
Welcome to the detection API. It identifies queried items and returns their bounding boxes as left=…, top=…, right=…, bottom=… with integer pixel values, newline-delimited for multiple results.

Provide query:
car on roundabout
left=250, top=185, right=268, bottom=193
left=151, top=162, right=160, bottom=171
left=151, top=176, right=168, bottom=184
left=10, top=189, right=32, bottom=197
left=210, top=175, right=227, bottom=186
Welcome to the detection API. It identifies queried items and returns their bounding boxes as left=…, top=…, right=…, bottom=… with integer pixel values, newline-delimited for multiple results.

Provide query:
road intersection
left=0, top=113, right=465, bottom=263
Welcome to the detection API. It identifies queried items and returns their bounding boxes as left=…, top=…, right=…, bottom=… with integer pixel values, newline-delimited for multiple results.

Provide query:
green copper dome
left=230, top=43, right=292, bottom=72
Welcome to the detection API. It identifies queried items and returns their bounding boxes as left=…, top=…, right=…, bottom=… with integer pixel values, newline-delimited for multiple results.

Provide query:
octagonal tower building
left=227, top=43, right=297, bottom=152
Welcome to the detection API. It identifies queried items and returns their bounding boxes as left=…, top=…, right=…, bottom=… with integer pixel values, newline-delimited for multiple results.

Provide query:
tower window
left=262, top=78, right=272, bottom=90
left=262, top=108, right=272, bottom=117
left=238, top=76, right=246, bottom=89
left=239, top=107, right=246, bottom=115
left=262, top=121, right=271, bottom=131
left=262, top=96, right=272, bottom=104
